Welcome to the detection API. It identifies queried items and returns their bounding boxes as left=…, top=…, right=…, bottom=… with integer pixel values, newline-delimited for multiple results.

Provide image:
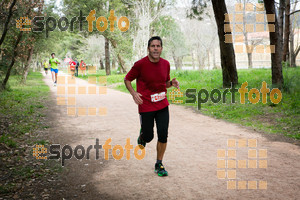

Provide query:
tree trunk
left=0, top=0, right=17, bottom=47
left=290, top=28, right=296, bottom=67
left=112, top=57, right=116, bottom=69
left=110, top=39, right=127, bottom=73
left=173, top=56, right=179, bottom=70
left=211, top=0, right=238, bottom=87
left=21, top=46, right=34, bottom=84
left=172, top=51, right=182, bottom=70
left=264, top=0, right=284, bottom=88
left=292, top=46, right=300, bottom=67
left=178, top=56, right=183, bottom=70
left=242, top=0, right=252, bottom=69
left=116, top=53, right=126, bottom=73
left=1, top=31, right=23, bottom=90
left=105, top=37, right=110, bottom=75
left=0, top=48, right=3, bottom=60
left=191, top=51, right=195, bottom=70
left=247, top=53, right=253, bottom=69
left=206, top=50, right=210, bottom=70
left=212, top=48, right=216, bottom=69
left=279, top=0, right=285, bottom=48
left=283, top=0, right=290, bottom=61
left=197, top=54, right=202, bottom=70
left=100, top=57, right=104, bottom=70
left=289, top=0, right=298, bottom=67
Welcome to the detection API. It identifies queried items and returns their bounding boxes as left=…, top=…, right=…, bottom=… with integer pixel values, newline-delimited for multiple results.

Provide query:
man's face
left=51, top=54, right=55, bottom=58
left=148, top=40, right=162, bottom=60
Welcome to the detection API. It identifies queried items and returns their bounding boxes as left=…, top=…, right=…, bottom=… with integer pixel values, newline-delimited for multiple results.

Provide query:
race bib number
left=151, top=92, right=166, bottom=102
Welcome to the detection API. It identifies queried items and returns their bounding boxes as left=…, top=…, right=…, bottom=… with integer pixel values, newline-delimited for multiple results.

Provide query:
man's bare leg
left=157, top=141, right=167, bottom=161
left=155, top=141, right=168, bottom=176
left=55, top=72, right=58, bottom=82
left=51, top=71, right=55, bottom=82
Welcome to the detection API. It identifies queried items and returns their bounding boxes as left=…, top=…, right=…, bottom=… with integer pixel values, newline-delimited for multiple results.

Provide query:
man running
left=74, top=58, right=79, bottom=77
left=49, top=53, right=60, bottom=86
left=43, top=59, right=49, bottom=75
left=70, top=60, right=76, bottom=79
left=124, top=36, right=179, bottom=177
left=79, top=60, right=87, bottom=76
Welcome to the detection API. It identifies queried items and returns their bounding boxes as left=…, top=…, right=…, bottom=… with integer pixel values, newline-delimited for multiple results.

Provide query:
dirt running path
left=43, top=72, right=300, bottom=200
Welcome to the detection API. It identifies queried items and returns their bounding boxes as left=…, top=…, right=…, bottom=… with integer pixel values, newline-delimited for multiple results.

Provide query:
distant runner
left=43, top=59, right=50, bottom=75
left=49, top=53, right=60, bottom=86
left=124, top=36, right=180, bottom=177
left=74, top=58, right=79, bottom=77
left=70, top=60, right=76, bottom=79
left=79, top=60, right=87, bottom=77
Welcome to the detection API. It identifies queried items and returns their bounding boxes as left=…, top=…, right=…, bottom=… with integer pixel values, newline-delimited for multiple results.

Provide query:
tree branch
left=289, top=9, right=300, bottom=15
left=295, top=45, right=300, bottom=57
left=0, top=0, right=17, bottom=47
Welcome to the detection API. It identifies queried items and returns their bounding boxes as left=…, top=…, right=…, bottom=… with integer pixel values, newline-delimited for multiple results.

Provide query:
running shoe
left=154, top=163, right=168, bottom=177
left=137, top=128, right=146, bottom=149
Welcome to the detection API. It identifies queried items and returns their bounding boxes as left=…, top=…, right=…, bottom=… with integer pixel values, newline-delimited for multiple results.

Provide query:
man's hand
left=131, top=91, right=143, bottom=105
left=171, top=78, right=180, bottom=89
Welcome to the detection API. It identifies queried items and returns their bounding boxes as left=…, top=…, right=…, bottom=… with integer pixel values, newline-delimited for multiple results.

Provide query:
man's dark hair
left=147, top=36, right=163, bottom=48
left=51, top=53, right=55, bottom=56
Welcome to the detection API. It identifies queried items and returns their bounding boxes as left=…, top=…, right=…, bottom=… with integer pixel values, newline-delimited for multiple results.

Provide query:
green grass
left=0, top=72, right=50, bottom=139
left=82, top=68, right=300, bottom=140
left=0, top=72, right=64, bottom=197
left=0, top=135, right=17, bottom=148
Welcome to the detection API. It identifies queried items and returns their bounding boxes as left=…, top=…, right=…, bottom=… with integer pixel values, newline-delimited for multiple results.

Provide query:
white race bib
left=151, top=92, right=166, bottom=102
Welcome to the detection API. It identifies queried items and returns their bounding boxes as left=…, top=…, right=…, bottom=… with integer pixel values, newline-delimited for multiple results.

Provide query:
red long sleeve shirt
left=125, top=56, right=170, bottom=113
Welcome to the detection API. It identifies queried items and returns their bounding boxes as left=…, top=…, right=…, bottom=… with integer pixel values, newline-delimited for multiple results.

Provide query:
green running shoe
left=137, top=128, right=146, bottom=149
left=154, top=163, right=168, bottom=177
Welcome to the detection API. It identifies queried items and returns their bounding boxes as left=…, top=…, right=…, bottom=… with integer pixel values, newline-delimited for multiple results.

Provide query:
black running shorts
left=139, top=106, right=169, bottom=143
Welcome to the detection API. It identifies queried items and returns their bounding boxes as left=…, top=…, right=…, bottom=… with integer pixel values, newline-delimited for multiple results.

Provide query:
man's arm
left=124, top=79, right=143, bottom=104
left=166, top=78, right=180, bottom=89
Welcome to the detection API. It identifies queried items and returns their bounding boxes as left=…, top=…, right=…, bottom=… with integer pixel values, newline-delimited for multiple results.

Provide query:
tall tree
left=0, top=0, right=17, bottom=47
left=21, top=46, right=34, bottom=84
left=62, top=0, right=134, bottom=73
left=189, top=0, right=238, bottom=87
left=278, top=0, right=285, bottom=48
left=188, top=0, right=238, bottom=87
left=211, top=0, right=238, bottom=87
left=1, top=31, right=23, bottom=89
left=129, top=0, right=168, bottom=60
left=1, top=0, right=43, bottom=89
left=264, top=0, right=284, bottom=88
left=105, top=37, right=110, bottom=75
left=237, top=0, right=263, bottom=69
left=289, top=0, right=300, bottom=67
left=152, top=15, right=187, bottom=70
left=282, top=0, right=290, bottom=61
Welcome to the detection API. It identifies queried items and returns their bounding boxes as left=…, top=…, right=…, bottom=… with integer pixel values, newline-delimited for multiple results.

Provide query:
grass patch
left=0, top=135, right=17, bottom=148
left=83, top=68, right=299, bottom=139
left=0, top=72, right=63, bottom=197
left=0, top=72, right=50, bottom=137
